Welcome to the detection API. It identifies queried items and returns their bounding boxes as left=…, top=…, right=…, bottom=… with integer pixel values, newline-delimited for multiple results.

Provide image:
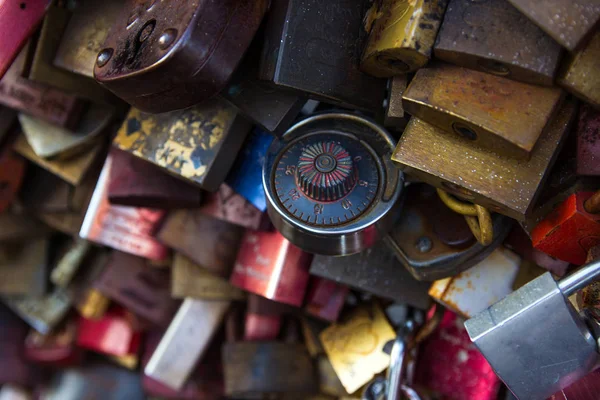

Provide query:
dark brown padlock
left=385, top=183, right=512, bottom=281
left=507, top=0, right=600, bottom=52
left=0, top=238, right=48, bottom=297
left=310, top=240, right=431, bottom=309
left=94, top=0, right=269, bottom=113
left=258, top=0, right=386, bottom=112
left=19, top=165, right=83, bottom=213
left=0, top=145, right=26, bottom=214
left=577, top=104, right=600, bottom=176
left=222, top=310, right=317, bottom=397
left=94, top=251, right=178, bottom=327
left=434, top=0, right=562, bottom=86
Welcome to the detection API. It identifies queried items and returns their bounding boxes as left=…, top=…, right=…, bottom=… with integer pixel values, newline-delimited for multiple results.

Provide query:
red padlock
left=230, top=230, right=312, bottom=307
left=243, top=295, right=289, bottom=341
left=304, top=277, right=348, bottom=322
left=532, top=191, right=600, bottom=265
left=24, top=317, right=84, bottom=367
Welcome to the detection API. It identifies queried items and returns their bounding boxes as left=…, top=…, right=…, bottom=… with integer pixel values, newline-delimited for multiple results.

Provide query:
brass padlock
left=156, top=210, right=244, bottom=278
left=402, top=63, right=564, bottom=159
left=310, top=241, right=431, bottom=310
left=171, top=253, right=245, bottom=301
left=558, top=30, right=600, bottom=109
left=320, top=303, right=396, bottom=394
left=28, top=2, right=114, bottom=103
left=385, top=183, right=512, bottom=281
left=53, top=0, right=121, bottom=79
left=392, top=100, right=577, bottom=221
left=507, top=0, right=600, bottom=51
left=258, top=0, right=386, bottom=112
left=0, top=239, right=48, bottom=297
left=361, top=0, right=448, bottom=77
left=223, top=311, right=317, bottom=397
left=384, top=76, right=409, bottom=132
left=113, top=101, right=251, bottom=192
left=94, top=0, right=269, bottom=113
left=434, top=0, right=562, bottom=86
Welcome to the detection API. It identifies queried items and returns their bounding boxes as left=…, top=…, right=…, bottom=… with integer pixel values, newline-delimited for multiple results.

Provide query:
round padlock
left=263, top=112, right=403, bottom=256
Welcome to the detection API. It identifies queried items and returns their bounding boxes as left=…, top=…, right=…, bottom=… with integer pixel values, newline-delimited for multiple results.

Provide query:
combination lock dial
left=263, top=113, right=404, bottom=256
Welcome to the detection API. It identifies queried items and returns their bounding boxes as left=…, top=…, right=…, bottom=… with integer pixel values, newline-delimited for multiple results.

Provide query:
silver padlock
left=465, top=259, right=600, bottom=400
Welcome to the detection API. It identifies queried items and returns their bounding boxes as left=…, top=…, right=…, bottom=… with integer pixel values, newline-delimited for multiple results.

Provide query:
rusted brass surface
left=385, top=75, right=408, bottom=131
left=391, top=101, right=577, bottom=221
left=14, top=132, right=103, bottom=186
left=28, top=4, right=112, bottom=103
left=507, top=0, right=600, bottom=51
left=402, top=63, right=564, bottom=159
left=434, top=0, right=562, bottom=86
left=113, top=101, right=250, bottom=192
left=361, top=0, right=448, bottom=77
left=558, top=30, right=600, bottom=109
left=53, top=0, right=121, bottom=79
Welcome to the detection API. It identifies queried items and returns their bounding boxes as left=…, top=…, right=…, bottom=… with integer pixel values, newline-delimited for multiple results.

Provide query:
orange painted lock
left=532, top=191, right=600, bottom=265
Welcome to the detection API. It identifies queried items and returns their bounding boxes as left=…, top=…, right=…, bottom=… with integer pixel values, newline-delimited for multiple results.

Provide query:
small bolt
left=96, top=48, right=113, bottom=68
left=158, top=28, right=178, bottom=50
left=416, top=236, right=433, bottom=253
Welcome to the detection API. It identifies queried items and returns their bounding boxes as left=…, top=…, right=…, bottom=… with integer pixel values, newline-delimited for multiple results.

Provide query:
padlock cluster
left=0, top=0, right=598, bottom=399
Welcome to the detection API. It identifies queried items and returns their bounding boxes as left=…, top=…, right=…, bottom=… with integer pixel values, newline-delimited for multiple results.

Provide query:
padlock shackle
left=558, top=259, right=600, bottom=296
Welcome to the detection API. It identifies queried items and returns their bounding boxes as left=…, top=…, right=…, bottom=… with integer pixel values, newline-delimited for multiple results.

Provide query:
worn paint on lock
left=507, top=0, right=600, bottom=51
left=53, top=0, right=121, bottom=78
left=0, top=0, right=48, bottom=80
left=230, top=230, right=312, bottom=307
left=577, top=105, right=600, bottom=176
left=199, top=184, right=265, bottom=230
left=113, top=103, right=250, bottom=192
left=3, top=288, right=72, bottom=334
left=14, top=132, right=103, bottom=186
left=144, top=298, right=230, bottom=391
left=0, top=147, right=26, bottom=213
left=0, top=239, right=48, bottom=297
left=80, top=155, right=169, bottom=260
left=0, top=45, right=83, bottom=128
left=429, top=247, right=520, bottom=318
left=361, top=0, right=448, bottom=77
left=28, top=3, right=112, bottom=103
left=434, top=0, right=562, bottom=86
left=385, top=75, right=408, bottom=131
left=171, top=253, right=245, bottom=301
left=392, top=101, right=577, bottom=221
left=157, top=210, right=245, bottom=277
left=258, top=0, right=386, bottom=112
left=94, top=0, right=268, bottom=113
left=320, top=303, right=396, bottom=394
left=403, top=64, right=564, bottom=159
left=94, top=251, right=178, bottom=326
left=558, top=31, right=600, bottom=109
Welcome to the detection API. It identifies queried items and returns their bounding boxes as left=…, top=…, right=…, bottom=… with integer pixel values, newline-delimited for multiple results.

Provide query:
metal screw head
left=158, top=28, right=177, bottom=50
left=96, top=48, right=113, bottom=68
left=415, top=236, right=433, bottom=253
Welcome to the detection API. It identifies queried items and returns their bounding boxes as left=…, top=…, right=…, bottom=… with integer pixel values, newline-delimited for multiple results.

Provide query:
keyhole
left=126, top=19, right=156, bottom=67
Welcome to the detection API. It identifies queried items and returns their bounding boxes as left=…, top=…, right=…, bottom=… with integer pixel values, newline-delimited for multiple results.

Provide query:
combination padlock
left=465, top=258, right=600, bottom=400
left=263, top=112, right=403, bottom=256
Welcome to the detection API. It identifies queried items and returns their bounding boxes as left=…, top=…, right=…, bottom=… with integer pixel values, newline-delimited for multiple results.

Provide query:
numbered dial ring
left=263, top=113, right=404, bottom=256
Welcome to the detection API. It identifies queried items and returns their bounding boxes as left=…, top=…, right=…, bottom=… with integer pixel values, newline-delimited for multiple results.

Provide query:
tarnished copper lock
left=507, top=0, right=600, bottom=51
left=558, top=30, right=600, bottom=109
left=94, top=251, right=178, bottom=327
left=577, top=104, right=600, bottom=176
left=386, top=183, right=512, bottom=281
left=94, top=0, right=268, bottom=113
left=258, top=0, right=386, bottom=112
left=53, top=0, right=121, bottom=79
left=310, top=241, right=431, bottom=309
left=113, top=101, right=250, bottom=192
left=157, top=210, right=244, bottom=277
left=0, top=0, right=49, bottom=80
left=392, top=100, right=577, bottom=221
left=107, top=148, right=202, bottom=209
left=80, top=154, right=169, bottom=260
left=361, top=0, right=448, bottom=77
left=402, top=63, right=564, bottom=159
left=434, top=0, right=562, bottom=86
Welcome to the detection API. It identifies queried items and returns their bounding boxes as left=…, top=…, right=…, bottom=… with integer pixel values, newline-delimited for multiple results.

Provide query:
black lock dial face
left=272, top=132, right=380, bottom=227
